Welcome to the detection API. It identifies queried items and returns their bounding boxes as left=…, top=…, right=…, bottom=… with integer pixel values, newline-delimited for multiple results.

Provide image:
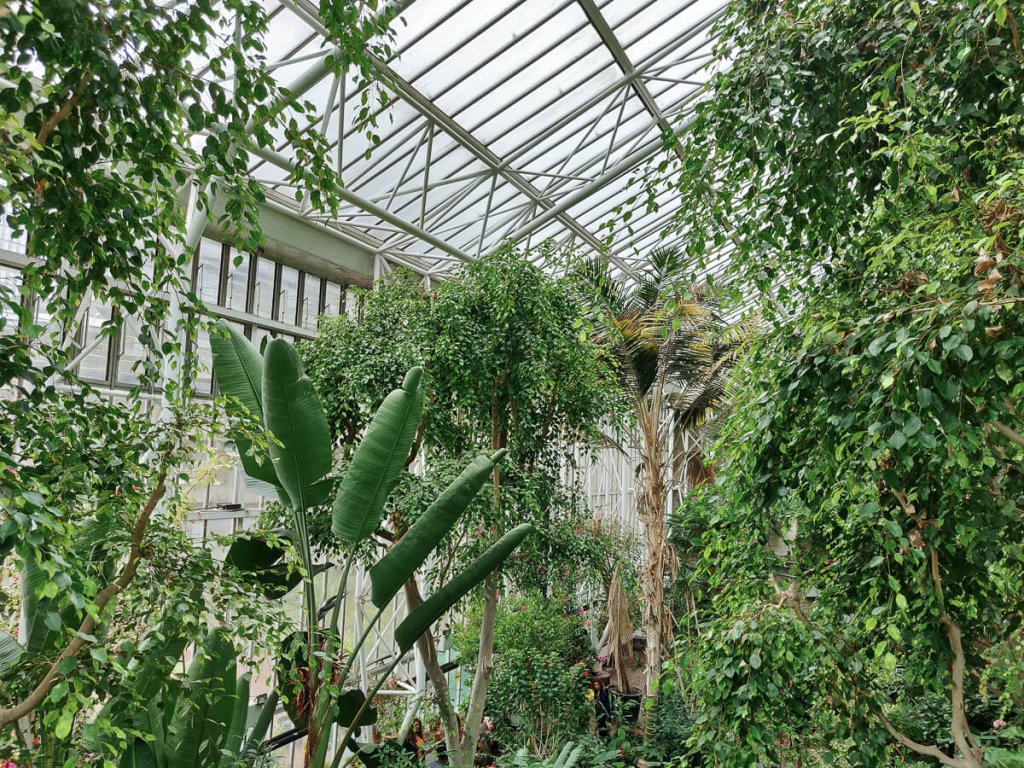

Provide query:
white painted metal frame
left=237, top=0, right=729, bottom=281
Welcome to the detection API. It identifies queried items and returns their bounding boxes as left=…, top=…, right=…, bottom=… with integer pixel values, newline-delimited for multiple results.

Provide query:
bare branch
left=873, top=709, right=973, bottom=768
left=992, top=420, right=1024, bottom=449
left=35, top=70, right=93, bottom=148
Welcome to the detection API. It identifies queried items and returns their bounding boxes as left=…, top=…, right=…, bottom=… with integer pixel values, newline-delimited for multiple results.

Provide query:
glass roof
left=245, top=0, right=728, bottom=280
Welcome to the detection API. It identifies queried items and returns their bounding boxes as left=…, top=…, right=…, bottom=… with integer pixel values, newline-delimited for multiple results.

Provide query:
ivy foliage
left=647, top=1, right=1024, bottom=764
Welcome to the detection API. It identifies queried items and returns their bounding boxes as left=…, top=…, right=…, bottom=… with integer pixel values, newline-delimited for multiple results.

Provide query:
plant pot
left=609, top=686, right=642, bottom=724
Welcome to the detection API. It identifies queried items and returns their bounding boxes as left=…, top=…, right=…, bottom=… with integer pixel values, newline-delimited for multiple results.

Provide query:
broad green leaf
left=209, top=322, right=280, bottom=488
left=335, top=689, right=377, bottom=727
left=0, top=631, right=24, bottom=675
left=395, top=524, right=532, bottom=652
left=369, top=449, right=505, bottom=609
left=332, top=367, right=424, bottom=543
left=55, top=709, right=74, bottom=739
left=219, top=673, right=250, bottom=768
left=22, top=557, right=60, bottom=654
left=120, top=739, right=158, bottom=768
left=166, top=629, right=237, bottom=768
left=224, top=530, right=290, bottom=572
left=262, top=339, right=332, bottom=512
left=247, top=561, right=331, bottom=599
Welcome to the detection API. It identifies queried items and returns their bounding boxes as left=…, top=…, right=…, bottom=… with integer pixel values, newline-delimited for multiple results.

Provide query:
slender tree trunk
left=462, top=572, right=499, bottom=763
left=459, top=400, right=507, bottom=763
left=403, top=579, right=464, bottom=762
left=635, top=405, right=673, bottom=706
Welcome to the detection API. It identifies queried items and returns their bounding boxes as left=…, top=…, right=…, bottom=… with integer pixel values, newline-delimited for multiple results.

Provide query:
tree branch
left=35, top=70, right=93, bottom=148
left=992, top=420, right=1024, bottom=449
left=1006, top=6, right=1024, bottom=64
left=0, top=469, right=168, bottom=727
left=930, top=548, right=984, bottom=767
left=873, top=709, right=973, bottom=768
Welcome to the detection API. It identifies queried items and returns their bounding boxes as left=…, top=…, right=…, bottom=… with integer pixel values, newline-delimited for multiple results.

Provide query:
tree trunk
left=455, top=397, right=507, bottom=764
left=635, top=404, right=673, bottom=707
left=403, top=579, right=464, bottom=763
left=462, top=572, right=499, bottom=763
left=638, top=479, right=671, bottom=701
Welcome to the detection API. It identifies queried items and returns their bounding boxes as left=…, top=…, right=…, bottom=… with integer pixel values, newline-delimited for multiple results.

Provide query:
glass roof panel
left=243, top=0, right=729, bottom=277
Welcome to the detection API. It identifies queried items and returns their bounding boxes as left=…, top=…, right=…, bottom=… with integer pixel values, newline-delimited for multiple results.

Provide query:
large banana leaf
left=395, top=524, right=532, bottom=652
left=21, top=557, right=59, bottom=654
left=225, top=530, right=289, bottom=572
left=332, top=367, right=424, bottom=543
left=219, top=672, right=251, bottom=768
left=249, top=561, right=331, bottom=599
left=209, top=322, right=280, bottom=488
left=262, top=339, right=332, bottom=511
left=165, top=630, right=237, bottom=768
left=119, top=739, right=158, bottom=768
left=109, top=629, right=189, bottom=718
left=335, top=689, right=377, bottom=727
left=369, top=449, right=505, bottom=609
left=0, top=631, right=23, bottom=675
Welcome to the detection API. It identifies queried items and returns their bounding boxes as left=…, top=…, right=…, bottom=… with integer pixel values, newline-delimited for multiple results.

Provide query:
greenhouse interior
left=1, top=0, right=1023, bottom=766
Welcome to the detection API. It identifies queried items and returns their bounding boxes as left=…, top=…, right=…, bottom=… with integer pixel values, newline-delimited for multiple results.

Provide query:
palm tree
left=578, top=247, right=747, bottom=703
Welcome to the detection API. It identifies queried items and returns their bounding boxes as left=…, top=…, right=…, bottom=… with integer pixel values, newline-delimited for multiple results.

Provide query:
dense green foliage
left=298, top=248, right=619, bottom=762
left=641, top=1, right=1024, bottom=766
left=452, top=592, right=594, bottom=758
left=0, top=0, right=395, bottom=762
left=210, top=324, right=531, bottom=768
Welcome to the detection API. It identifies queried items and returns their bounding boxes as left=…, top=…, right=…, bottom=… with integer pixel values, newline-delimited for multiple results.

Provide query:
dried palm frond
left=606, top=565, right=634, bottom=693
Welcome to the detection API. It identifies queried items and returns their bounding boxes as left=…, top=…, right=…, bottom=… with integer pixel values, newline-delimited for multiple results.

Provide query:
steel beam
left=246, top=144, right=473, bottom=264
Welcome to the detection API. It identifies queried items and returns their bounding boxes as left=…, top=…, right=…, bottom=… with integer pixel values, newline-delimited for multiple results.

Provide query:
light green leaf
left=262, top=339, right=332, bottom=511
left=210, top=322, right=280, bottom=489
left=395, top=524, right=532, bottom=652
left=369, top=450, right=505, bottom=609
left=332, top=367, right=424, bottom=543
left=0, top=631, right=25, bottom=676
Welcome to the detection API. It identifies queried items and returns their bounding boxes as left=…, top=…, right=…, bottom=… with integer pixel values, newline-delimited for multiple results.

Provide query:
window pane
left=345, top=287, right=360, bottom=319
left=250, top=326, right=273, bottom=356
left=226, top=250, right=251, bottom=312
left=0, top=266, right=21, bottom=336
left=79, top=301, right=112, bottom=382
left=193, top=325, right=214, bottom=395
left=277, top=266, right=298, bottom=326
left=300, top=274, right=321, bottom=329
left=252, top=257, right=276, bottom=319
left=322, top=281, right=342, bottom=317
left=117, top=314, right=159, bottom=387
left=195, top=238, right=222, bottom=305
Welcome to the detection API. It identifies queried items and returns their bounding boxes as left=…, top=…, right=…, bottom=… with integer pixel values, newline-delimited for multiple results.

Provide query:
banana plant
left=114, top=628, right=277, bottom=768
left=509, top=742, right=585, bottom=768
left=210, top=321, right=532, bottom=768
